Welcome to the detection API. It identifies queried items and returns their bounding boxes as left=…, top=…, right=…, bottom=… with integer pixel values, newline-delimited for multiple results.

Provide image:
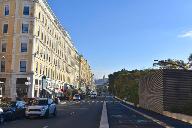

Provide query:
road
left=2, top=98, right=104, bottom=128
left=1, top=96, right=192, bottom=128
left=106, top=97, right=164, bottom=128
left=106, top=97, right=192, bottom=128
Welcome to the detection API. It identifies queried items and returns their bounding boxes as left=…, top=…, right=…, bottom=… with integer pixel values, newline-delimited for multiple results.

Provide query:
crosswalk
left=73, top=100, right=120, bottom=104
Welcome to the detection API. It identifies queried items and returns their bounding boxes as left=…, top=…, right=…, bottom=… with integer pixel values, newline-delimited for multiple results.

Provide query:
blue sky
left=47, top=0, right=192, bottom=78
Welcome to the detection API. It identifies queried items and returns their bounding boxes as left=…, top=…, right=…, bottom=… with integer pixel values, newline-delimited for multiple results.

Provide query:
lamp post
left=25, top=77, right=31, bottom=98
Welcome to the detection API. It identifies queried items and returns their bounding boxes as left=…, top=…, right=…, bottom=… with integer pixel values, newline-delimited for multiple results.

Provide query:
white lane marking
left=99, top=101, right=109, bottom=128
left=43, top=126, right=48, bottom=128
left=120, top=103, right=173, bottom=128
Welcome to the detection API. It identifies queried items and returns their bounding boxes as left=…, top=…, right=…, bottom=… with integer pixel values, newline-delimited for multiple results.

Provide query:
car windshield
left=74, top=95, right=80, bottom=97
left=32, top=99, right=48, bottom=105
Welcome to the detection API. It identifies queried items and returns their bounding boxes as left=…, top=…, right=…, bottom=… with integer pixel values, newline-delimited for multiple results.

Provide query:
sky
left=47, top=0, right=192, bottom=78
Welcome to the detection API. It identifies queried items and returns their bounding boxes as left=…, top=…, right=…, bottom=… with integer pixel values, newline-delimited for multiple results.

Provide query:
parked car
left=25, top=98, right=57, bottom=118
left=10, top=101, right=26, bottom=118
left=0, top=107, right=4, bottom=124
left=0, top=102, right=14, bottom=121
left=90, top=94, right=97, bottom=99
left=73, top=94, right=81, bottom=101
left=0, top=100, right=26, bottom=121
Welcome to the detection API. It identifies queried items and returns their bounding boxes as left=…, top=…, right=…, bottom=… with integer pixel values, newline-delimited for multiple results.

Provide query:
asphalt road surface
left=1, top=96, right=192, bottom=128
left=106, top=97, right=192, bottom=128
left=2, top=97, right=104, bottom=128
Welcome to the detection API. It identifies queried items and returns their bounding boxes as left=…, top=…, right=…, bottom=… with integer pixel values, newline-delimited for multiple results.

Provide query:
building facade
left=0, top=0, right=93, bottom=99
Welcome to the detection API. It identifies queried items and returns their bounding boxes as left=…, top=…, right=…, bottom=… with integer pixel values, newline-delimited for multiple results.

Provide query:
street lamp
left=25, top=77, right=31, bottom=97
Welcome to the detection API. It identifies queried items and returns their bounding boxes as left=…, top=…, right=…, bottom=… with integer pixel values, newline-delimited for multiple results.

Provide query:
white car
left=90, top=94, right=97, bottom=98
left=73, top=94, right=81, bottom=101
left=25, top=98, right=57, bottom=118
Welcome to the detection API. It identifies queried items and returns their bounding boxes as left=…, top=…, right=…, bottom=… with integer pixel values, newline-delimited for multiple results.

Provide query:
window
left=46, top=68, right=47, bottom=76
left=3, top=24, right=8, bottom=33
left=37, top=27, right=40, bottom=36
left=39, top=80, right=42, bottom=85
left=40, top=64, right=42, bottom=74
left=1, top=60, right=5, bottom=72
left=41, top=33, right=43, bottom=40
left=38, top=12, right=41, bottom=19
left=4, top=5, right=9, bottom=16
left=42, top=15, right=44, bottom=23
left=35, top=79, right=38, bottom=85
left=21, top=43, right=27, bottom=52
left=20, top=61, right=26, bottom=72
left=22, top=23, right=29, bottom=33
left=23, top=6, right=29, bottom=15
left=2, top=43, right=6, bottom=52
left=36, top=62, right=38, bottom=73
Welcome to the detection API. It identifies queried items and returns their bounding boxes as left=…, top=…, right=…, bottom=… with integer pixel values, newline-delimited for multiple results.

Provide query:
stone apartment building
left=0, top=0, right=93, bottom=99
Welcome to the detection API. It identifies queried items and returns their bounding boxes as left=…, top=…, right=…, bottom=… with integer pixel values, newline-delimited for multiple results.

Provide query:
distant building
left=95, top=75, right=108, bottom=86
left=139, top=69, right=192, bottom=114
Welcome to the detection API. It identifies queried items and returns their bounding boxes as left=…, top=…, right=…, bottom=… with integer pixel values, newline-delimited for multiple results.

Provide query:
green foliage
left=108, top=69, right=151, bottom=105
left=154, top=53, right=192, bottom=70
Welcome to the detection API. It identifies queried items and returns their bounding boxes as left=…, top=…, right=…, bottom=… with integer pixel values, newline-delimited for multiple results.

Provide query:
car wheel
left=11, top=113, right=16, bottom=121
left=44, top=109, right=49, bottom=118
left=0, top=115, right=4, bottom=124
left=53, top=108, right=57, bottom=116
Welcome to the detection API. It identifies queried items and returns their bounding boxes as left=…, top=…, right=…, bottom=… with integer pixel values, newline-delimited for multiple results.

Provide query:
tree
left=188, top=53, right=192, bottom=62
left=108, top=69, right=151, bottom=105
left=153, top=54, right=192, bottom=70
left=154, top=59, right=188, bottom=69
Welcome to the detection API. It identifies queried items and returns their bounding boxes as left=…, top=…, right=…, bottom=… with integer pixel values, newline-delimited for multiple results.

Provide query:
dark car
left=0, top=100, right=26, bottom=121
left=10, top=101, right=26, bottom=118
left=0, top=102, right=14, bottom=121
